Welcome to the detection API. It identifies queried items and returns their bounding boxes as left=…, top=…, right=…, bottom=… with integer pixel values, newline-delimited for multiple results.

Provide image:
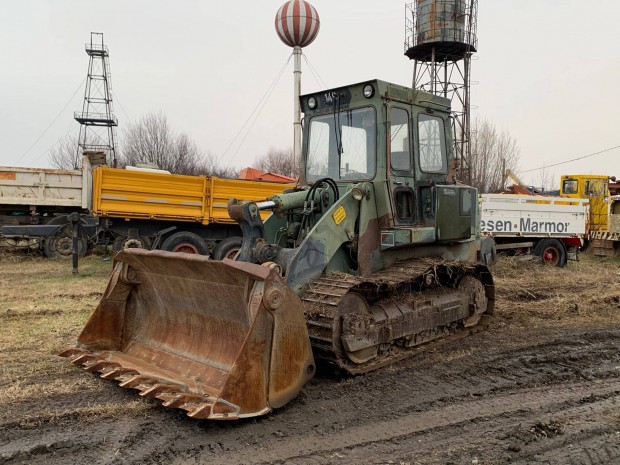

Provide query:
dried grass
left=0, top=256, right=113, bottom=422
left=492, top=253, right=620, bottom=328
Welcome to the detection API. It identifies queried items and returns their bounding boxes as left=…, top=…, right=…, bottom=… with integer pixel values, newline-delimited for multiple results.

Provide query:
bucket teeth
left=63, top=350, right=245, bottom=420
left=70, top=353, right=99, bottom=366
left=187, top=402, right=214, bottom=419
left=119, top=375, right=157, bottom=389
left=100, top=367, right=139, bottom=380
left=139, top=383, right=183, bottom=399
left=84, top=360, right=121, bottom=373
left=58, top=348, right=89, bottom=359
left=162, top=393, right=205, bottom=409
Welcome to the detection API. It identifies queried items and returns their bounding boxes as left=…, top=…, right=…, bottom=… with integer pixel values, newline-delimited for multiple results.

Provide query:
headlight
left=307, top=96, right=317, bottom=109
left=352, top=187, right=365, bottom=201
left=363, top=84, right=374, bottom=98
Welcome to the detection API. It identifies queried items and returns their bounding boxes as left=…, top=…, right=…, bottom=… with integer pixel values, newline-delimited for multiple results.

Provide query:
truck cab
left=560, top=174, right=611, bottom=231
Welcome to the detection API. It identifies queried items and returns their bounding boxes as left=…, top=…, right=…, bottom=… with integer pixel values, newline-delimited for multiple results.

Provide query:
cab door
left=388, top=105, right=415, bottom=225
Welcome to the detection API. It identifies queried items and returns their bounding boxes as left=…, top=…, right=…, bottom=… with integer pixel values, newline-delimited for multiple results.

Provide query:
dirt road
left=0, top=255, right=619, bottom=465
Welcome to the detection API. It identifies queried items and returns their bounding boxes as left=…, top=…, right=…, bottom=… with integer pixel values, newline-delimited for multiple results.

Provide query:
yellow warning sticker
left=332, top=206, right=346, bottom=225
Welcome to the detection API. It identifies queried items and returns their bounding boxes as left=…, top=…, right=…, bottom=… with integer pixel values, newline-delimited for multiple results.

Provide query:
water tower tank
left=275, top=0, right=320, bottom=49
left=405, top=0, right=476, bottom=61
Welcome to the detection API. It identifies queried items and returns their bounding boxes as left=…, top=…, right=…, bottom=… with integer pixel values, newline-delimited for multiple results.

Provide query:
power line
left=15, top=77, right=86, bottom=164
left=302, top=53, right=327, bottom=89
left=217, top=55, right=292, bottom=167
left=520, top=145, right=620, bottom=173
left=113, top=90, right=131, bottom=122
left=224, top=57, right=291, bottom=169
left=30, top=122, right=80, bottom=165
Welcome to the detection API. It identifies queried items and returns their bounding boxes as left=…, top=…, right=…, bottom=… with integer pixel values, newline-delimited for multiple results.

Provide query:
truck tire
left=161, top=231, right=208, bottom=255
left=113, top=236, right=152, bottom=252
left=43, top=224, right=88, bottom=259
left=533, top=239, right=567, bottom=267
left=213, top=236, right=243, bottom=260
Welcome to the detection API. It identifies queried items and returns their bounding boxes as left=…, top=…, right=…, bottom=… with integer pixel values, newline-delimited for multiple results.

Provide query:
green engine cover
left=435, top=185, right=476, bottom=242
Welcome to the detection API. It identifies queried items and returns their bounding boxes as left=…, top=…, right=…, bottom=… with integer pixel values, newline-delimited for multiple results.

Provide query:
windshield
left=305, top=107, right=376, bottom=182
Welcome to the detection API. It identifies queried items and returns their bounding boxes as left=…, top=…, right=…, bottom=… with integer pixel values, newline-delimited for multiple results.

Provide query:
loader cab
left=301, top=80, right=476, bottom=251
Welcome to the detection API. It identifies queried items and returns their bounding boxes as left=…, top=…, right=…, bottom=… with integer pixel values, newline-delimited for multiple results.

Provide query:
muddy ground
left=0, top=254, right=619, bottom=465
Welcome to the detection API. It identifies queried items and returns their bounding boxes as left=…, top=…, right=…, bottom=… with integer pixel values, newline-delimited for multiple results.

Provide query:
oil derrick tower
left=74, top=32, right=118, bottom=166
left=405, top=0, right=478, bottom=183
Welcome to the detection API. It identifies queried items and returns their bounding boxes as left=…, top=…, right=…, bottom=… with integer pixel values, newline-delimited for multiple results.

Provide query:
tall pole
left=275, top=1, right=320, bottom=178
left=293, top=46, right=302, bottom=175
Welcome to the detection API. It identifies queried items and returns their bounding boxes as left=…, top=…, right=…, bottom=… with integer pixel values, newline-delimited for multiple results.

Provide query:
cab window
left=562, top=180, right=578, bottom=194
left=390, top=107, right=411, bottom=171
left=306, top=107, right=376, bottom=182
left=418, top=114, right=447, bottom=173
left=585, top=180, right=605, bottom=196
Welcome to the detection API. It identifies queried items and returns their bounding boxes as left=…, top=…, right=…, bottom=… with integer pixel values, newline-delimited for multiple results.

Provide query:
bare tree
left=535, top=165, right=557, bottom=193
left=120, top=112, right=178, bottom=171
left=49, top=134, right=80, bottom=170
left=468, top=117, right=520, bottom=193
left=254, top=147, right=297, bottom=178
left=197, top=152, right=238, bottom=179
left=119, top=112, right=235, bottom=177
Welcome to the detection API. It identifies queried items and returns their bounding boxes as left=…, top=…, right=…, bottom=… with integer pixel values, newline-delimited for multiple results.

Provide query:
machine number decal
left=333, top=206, right=346, bottom=225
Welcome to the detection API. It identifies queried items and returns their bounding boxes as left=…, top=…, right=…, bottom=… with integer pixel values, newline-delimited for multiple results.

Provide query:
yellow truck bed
left=92, top=167, right=293, bottom=224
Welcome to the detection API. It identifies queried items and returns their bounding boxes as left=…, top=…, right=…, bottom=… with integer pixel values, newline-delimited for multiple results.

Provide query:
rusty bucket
left=60, top=249, right=315, bottom=420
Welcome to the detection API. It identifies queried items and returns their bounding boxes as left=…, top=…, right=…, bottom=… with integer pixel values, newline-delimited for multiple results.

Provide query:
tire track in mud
left=184, top=379, right=620, bottom=465
left=1, top=327, right=618, bottom=465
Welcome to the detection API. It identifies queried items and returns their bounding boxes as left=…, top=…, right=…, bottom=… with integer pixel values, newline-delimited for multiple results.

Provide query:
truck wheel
left=113, top=236, right=152, bottom=252
left=213, top=237, right=243, bottom=260
left=43, top=225, right=87, bottom=259
left=161, top=231, right=208, bottom=255
left=534, top=239, right=567, bottom=267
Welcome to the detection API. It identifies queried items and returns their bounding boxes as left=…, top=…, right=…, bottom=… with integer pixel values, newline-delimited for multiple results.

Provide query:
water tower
left=405, top=0, right=478, bottom=182
left=275, top=0, right=320, bottom=171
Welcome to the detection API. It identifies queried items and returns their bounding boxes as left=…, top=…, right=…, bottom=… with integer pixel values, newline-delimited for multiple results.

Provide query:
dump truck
left=0, top=155, right=292, bottom=258
left=480, top=193, right=589, bottom=267
left=0, top=163, right=92, bottom=254
left=61, top=80, right=495, bottom=420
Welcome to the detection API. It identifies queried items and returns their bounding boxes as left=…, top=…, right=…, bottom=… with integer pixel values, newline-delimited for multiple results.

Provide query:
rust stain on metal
left=358, top=217, right=381, bottom=276
left=0, top=172, right=17, bottom=181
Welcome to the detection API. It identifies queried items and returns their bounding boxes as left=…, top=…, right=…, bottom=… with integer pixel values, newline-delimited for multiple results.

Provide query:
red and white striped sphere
left=275, top=0, right=320, bottom=48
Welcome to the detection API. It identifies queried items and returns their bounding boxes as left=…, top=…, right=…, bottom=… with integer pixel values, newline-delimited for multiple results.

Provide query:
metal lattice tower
left=405, top=0, right=478, bottom=183
left=74, top=32, right=118, bottom=166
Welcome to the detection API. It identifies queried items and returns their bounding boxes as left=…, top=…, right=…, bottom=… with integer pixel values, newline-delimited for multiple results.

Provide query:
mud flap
left=60, top=249, right=315, bottom=420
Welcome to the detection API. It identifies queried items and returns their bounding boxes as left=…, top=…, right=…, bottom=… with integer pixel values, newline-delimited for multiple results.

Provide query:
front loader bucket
left=60, top=249, right=315, bottom=420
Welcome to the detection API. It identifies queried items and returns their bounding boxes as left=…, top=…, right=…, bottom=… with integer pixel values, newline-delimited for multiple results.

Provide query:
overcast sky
left=1, top=0, right=619, bottom=187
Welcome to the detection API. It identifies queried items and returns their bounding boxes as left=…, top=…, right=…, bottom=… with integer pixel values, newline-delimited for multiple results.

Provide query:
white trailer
left=0, top=154, right=101, bottom=254
left=479, top=194, right=589, bottom=267
left=0, top=167, right=88, bottom=211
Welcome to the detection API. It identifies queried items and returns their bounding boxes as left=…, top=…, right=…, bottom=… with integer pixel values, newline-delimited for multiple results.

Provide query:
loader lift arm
left=228, top=184, right=360, bottom=294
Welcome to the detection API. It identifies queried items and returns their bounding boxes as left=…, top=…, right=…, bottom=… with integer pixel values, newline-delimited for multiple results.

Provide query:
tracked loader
left=61, top=80, right=495, bottom=420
